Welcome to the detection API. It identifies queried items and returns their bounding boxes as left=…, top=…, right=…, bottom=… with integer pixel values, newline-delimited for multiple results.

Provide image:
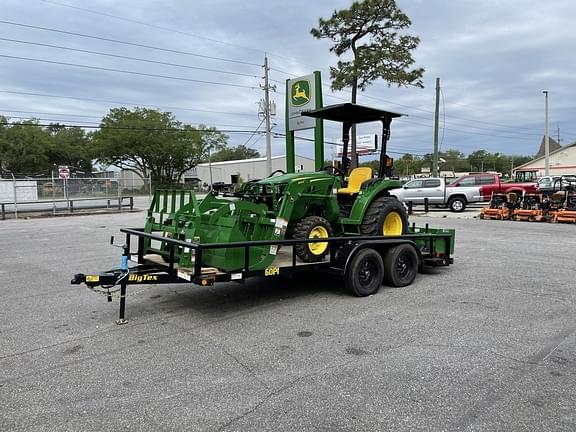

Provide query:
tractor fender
left=336, top=239, right=423, bottom=274
left=346, top=182, right=399, bottom=224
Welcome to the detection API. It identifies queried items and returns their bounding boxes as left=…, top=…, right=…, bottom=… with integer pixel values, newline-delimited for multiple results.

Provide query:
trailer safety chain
left=91, top=284, right=154, bottom=300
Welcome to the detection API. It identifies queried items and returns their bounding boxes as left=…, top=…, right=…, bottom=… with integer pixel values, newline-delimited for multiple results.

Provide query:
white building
left=185, top=155, right=316, bottom=186
left=515, top=143, right=576, bottom=176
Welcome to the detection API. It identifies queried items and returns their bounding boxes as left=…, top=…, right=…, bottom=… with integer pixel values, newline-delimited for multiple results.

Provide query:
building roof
left=535, top=136, right=561, bottom=158
left=515, top=142, right=576, bottom=170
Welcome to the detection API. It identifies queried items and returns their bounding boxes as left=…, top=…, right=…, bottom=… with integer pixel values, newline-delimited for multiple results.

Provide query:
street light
left=543, top=91, right=550, bottom=176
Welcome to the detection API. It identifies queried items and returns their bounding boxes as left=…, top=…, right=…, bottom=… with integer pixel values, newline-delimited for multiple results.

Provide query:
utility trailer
left=71, top=102, right=456, bottom=323
left=71, top=224, right=454, bottom=323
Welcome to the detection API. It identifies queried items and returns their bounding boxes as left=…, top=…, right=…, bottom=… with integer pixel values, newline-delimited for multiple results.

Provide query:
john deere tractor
left=144, top=103, right=408, bottom=271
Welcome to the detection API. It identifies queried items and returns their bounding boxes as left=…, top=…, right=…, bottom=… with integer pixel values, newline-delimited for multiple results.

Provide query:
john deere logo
left=291, top=80, right=311, bottom=106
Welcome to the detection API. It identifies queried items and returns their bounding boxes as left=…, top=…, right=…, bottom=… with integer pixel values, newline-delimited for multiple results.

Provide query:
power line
left=0, top=109, right=101, bottom=119
left=397, top=118, right=538, bottom=140
left=39, top=0, right=331, bottom=73
left=240, top=118, right=265, bottom=148
left=0, top=120, right=267, bottom=134
left=0, top=37, right=260, bottom=79
left=0, top=54, right=258, bottom=89
left=2, top=115, right=266, bottom=130
left=0, top=90, right=255, bottom=117
left=274, top=63, right=547, bottom=134
left=1, top=19, right=541, bottom=137
left=0, top=20, right=261, bottom=67
left=39, top=0, right=266, bottom=55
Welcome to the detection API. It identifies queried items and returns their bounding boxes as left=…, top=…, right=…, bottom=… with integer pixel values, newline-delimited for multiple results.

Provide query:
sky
left=1, top=0, right=575, bottom=162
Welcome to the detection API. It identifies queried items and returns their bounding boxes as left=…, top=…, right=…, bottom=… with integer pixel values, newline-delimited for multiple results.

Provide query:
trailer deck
left=72, top=224, right=454, bottom=323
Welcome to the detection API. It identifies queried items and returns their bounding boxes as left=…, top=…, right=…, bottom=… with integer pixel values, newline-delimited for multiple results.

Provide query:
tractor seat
left=337, top=167, right=373, bottom=195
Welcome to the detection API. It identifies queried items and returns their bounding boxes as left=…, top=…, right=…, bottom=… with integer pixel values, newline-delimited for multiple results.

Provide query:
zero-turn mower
left=480, top=192, right=519, bottom=220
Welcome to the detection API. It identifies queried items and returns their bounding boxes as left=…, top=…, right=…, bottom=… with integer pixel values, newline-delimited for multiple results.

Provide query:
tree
left=311, top=0, right=424, bottom=167
left=0, top=118, right=51, bottom=176
left=91, top=107, right=228, bottom=185
left=46, top=124, right=92, bottom=173
left=393, top=153, right=423, bottom=176
left=211, top=145, right=260, bottom=162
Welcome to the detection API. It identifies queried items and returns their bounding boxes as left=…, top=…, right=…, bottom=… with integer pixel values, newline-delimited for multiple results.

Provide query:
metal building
left=184, top=155, right=315, bottom=187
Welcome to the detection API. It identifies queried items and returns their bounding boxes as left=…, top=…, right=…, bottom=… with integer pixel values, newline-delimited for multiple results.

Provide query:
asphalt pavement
left=1, top=211, right=575, bottom=431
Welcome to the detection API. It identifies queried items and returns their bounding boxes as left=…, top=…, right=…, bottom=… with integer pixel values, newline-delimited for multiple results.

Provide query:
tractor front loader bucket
left=143, top=190, right=285, bottom=272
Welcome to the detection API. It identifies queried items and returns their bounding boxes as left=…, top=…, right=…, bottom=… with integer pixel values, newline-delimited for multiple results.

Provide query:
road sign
left=58, top=166, right=70, bottom=179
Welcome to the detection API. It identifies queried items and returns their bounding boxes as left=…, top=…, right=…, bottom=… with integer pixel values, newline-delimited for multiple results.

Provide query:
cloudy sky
left=1, top=0, right=575, bottom=162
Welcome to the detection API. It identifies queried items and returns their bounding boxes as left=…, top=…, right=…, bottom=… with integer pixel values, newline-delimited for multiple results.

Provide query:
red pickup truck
left=447, top=173, right=539, bottom=201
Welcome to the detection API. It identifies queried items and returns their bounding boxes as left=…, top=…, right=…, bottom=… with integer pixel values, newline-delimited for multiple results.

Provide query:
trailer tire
left=383, top=244, right=418, bottom=287
left=361, top=197, right=408, bottom=236
left=448, top=196, right=466, bottom=212
left=345, top=248, right=384, bottom=297
left=293, top=216, right=333, bottom=262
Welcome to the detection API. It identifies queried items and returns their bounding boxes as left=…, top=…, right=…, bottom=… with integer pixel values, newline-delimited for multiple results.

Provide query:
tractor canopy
left=303, top=103, right=403, bottom=177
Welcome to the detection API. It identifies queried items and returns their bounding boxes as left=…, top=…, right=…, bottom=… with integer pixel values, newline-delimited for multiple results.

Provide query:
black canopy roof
left=302, top=103, right=402, bottom=124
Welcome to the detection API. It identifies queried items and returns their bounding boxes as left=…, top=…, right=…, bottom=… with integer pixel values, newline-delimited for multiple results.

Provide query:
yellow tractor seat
left=337, top=167, right=373, bottom=195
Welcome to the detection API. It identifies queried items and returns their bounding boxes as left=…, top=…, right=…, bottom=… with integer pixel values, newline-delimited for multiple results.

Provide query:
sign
left=287, top=74, right=316, bottom=131
left=58, top=165, right=70, bottom=179
left=333, top=134, right=378, bottom=150
left=356, top=134, right=378, bottom=151
left=335, top=134, right=378, bottom=157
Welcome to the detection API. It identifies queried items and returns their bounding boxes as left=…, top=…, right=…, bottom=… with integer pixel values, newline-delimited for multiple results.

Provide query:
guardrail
left=1, top=196, right=134, bottom=220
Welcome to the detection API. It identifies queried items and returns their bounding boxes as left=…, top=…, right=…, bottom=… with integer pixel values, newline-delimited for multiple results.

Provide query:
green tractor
left=144, top=103, right=409, bottom=272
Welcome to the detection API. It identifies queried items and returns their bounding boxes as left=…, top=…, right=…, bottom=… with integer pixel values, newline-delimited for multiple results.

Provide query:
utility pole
left=511, top=156, right=514, bottom=179
left=261, top=55, right=276, bottom=176
left=208, top=144, right=213, bottom=190
left=543, top=90, right=549, bottom=176
left=557, top=126, right=561, bottom=145
left=432, top=77, right=440, bottom=177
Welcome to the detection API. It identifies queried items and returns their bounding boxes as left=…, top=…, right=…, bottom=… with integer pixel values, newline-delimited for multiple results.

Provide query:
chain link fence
left=0, top=176, right=152, bottom=219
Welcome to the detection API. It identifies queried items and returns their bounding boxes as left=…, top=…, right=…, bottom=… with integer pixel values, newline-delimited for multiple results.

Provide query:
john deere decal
left=291, top=80, right=311, bottom=107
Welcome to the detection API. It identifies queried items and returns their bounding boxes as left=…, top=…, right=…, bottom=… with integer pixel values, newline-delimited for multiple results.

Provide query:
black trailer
left=71, top=225, right=454, bottom=324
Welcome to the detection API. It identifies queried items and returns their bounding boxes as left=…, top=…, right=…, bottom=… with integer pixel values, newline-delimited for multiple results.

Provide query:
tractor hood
left=256, top=171, right=335, bottom=186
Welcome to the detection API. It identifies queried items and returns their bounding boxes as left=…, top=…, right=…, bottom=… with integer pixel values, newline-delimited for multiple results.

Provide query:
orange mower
left=552, top=186, right=576, bottom=224
left=480, top=192, right=519, bottom=220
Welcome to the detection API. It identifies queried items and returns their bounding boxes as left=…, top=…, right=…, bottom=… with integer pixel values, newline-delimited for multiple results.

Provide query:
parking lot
left=1, top=210, right=575, bottom=431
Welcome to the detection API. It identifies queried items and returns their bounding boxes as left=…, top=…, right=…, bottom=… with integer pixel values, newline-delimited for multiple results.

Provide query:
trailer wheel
left=383, top=244, right=418, bottom=287
left=293, top=216, right=333, bottom=262
left=448, top=197, right=466, bottom=212
left=345, top=248, right=384, bottom=297
left=361, top=197, right=408, bottom=236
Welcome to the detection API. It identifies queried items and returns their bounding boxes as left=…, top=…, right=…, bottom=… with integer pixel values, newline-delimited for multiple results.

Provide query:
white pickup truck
left=389, top=177, right=482, bottom=212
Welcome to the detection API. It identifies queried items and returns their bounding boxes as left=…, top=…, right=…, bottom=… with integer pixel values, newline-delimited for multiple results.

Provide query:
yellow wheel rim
left=383, top=212, right=403, bottom=236
left=308, top=226, right=329, bottom=255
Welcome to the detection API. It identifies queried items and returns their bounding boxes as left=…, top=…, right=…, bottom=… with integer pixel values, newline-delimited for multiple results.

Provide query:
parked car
left=389, top=177, right=481, bottom=212
left=447, top=173, right=539, bottom=201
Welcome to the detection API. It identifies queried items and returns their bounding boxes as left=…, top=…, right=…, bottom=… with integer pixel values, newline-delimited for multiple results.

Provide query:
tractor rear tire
left=293, top=216, right=333, bottom=263
left=383, top=244, right=418, bottom=287
left=345, top=248, right=384, bottom=297
left=360, top=197, right=408, bottom=236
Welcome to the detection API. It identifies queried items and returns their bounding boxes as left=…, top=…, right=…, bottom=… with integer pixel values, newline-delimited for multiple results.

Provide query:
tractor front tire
left=293, top=216, right=333, bottom=263
left=361, top=197, right=408, bottom=236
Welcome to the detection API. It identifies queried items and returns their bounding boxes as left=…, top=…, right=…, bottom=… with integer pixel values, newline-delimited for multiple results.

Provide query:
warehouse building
left=515, top=142, right=576, bottom=175
left=184, top=155, right=315, bottom=189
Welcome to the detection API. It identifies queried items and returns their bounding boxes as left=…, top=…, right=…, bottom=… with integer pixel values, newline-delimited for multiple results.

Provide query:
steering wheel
left=323, top=166, right=346, bottom=177
left=267, top=169, right=286, bottom=178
